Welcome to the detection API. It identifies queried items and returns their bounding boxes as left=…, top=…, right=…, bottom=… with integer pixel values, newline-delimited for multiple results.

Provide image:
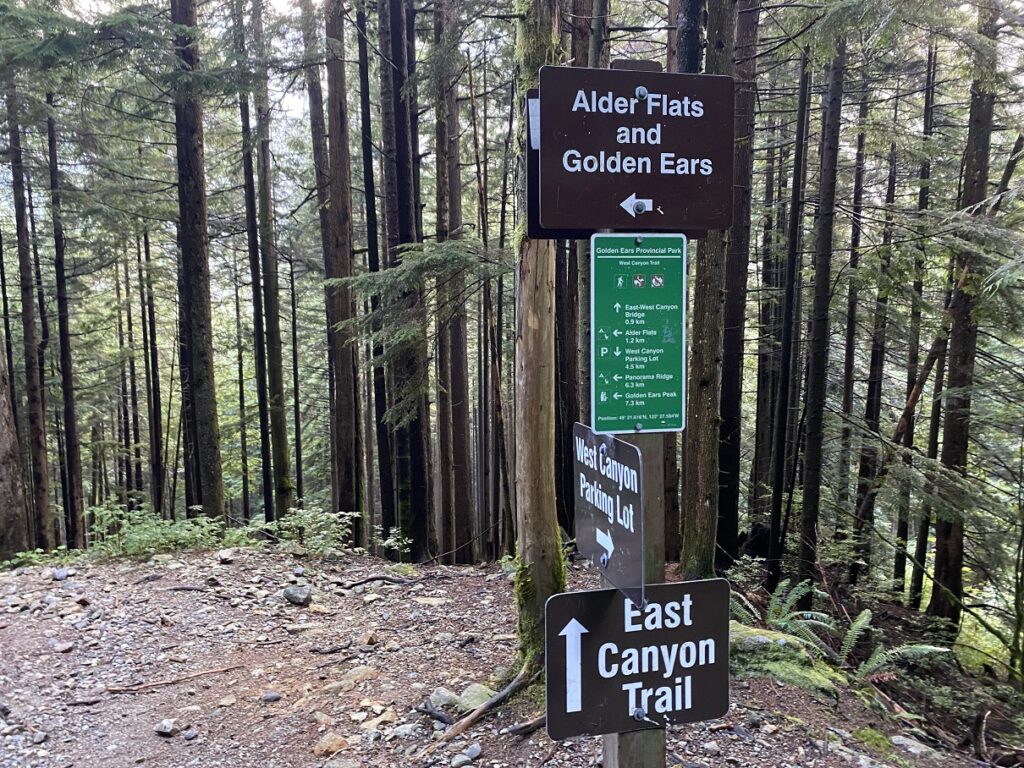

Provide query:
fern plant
left=855, top=644, right=949, bottom=683
left=839, top=609, right=875, bottom=665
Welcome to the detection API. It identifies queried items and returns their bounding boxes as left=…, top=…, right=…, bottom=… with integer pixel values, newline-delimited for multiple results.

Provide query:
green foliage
left=853, top=727, right=894, bottom=755
left=88, top=501, right=224, bottom=559
left=839, top=609, right=874, bottom=664
left=854, top=643, right=949, bottom=683
left=374, top=525, right=413, bottom=560
left=257, top=507, right=357, bottom=557
left=2, top=546, right=75, bottom=570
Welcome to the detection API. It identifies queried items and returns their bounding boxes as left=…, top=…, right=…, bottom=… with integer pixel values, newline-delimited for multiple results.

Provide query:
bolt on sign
left=573, top=423, right=644, bottom=606
left=545, top=579, right=730, bottom=740
left=591, top=233, right=686, bottom=434
left=538, top=66, right=734, bottom=232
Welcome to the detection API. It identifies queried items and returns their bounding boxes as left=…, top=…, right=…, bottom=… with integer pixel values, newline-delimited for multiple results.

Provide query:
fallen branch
left=974, top=709, right=991, bottom=763
left=163, top=585, right=206, bottom=592
left=67, top=697, right=102, bottom=706
left=311, top=643, right=352, bottom=655
left=508, top=713, right=545, bottom=736
left=537, top=741, right=561, bottom=765
left=106, top=664, right=245, bottom=694
left=335, top=574, right=420, bottom=589
left=415, top=700, right=454, bottom=725
left=442, top=665, right=539, bottom=741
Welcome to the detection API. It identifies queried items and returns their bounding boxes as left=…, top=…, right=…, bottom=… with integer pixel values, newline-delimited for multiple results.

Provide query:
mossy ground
left=729, top=620, right=846, bottom=699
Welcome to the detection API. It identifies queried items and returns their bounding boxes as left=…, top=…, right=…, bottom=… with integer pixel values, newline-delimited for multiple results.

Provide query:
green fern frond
left=779, top=580, right=814, bottom=619
left=730, top=590, right=760, bottom=625
left=840, top=609, right=873, bottom=664
left=766, top=578, right=791, bottom=624
left=855, top=643, right=948, bottom=682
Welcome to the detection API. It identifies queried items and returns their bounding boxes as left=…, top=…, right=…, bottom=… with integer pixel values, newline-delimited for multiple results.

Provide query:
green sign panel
left=591, top=233, right=687, bottom=434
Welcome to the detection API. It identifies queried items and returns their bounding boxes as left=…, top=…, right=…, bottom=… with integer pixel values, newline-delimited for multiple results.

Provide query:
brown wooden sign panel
left=545, top=579, right=730, bottom=740
left=538, top=66, right=735, bottom=232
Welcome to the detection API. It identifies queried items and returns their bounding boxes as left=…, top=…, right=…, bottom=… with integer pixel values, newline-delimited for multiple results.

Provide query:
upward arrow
left=559, top=619, right=589, bottom=713
left=614, top=302, right=622, bottom=313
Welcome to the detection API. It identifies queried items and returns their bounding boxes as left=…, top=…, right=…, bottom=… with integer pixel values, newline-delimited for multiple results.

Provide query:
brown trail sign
left=538, top=66, right=734, bottom=232
left=545, top=579, right=730, bottom=740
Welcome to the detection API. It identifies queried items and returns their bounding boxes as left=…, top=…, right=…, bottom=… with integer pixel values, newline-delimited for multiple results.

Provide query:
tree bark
left=379, top=0, right=430, bottom=559
left=325, top=0, right=361, bottom=528
left=288, top=256, right=303, bottom=504
left=356, top=0, right=396, bottom=545
left=141, top=229, right=164, bottom=516
left=766, top=54, right=810, bottom=589
left=908, top=43, right=939, bottom=608
left=835, top=82, right=869, bottom=540
left=0, top=320, right=27, bottom=559
left=233, top=258, right=252, bottom=522
left=46, top=94, right=84, bottom=548
left=7, top=76, right=52, bottom=550
left=716, top=0, right=760, bottom=569
left=850, top=94, right=900, bottom=585
left=171, top=0, right=224, bottom=518
left=514, top=0, right=565, bottom=670
left=252, top=0, right=294, bottom=519
left=927, top=1, right=998, bottom=626
left=231, top=0, right=274, bottom=522
left=797, top=42, right=846, bottom=605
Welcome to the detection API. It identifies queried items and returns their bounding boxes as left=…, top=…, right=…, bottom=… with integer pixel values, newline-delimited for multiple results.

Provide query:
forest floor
left=0, top=546, right=982, bottom=768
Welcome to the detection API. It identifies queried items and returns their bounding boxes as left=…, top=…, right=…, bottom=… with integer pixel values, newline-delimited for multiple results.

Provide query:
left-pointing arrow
left=559, top=619, right=589, bottom=713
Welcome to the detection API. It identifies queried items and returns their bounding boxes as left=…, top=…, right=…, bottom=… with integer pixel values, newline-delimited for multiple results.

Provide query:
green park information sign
left=591, top=233, right=687, bottom=434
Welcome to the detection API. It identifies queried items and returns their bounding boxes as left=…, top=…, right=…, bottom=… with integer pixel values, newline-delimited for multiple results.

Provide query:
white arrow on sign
left=614, top=347, right=622, bottom=357
left=596, top=528, right=615, bottom=559
left=613, top=392, right=623, bottom=400
left=613, top=329, right=623, bottom=337
left=620, top=192, right=654, bottom=217
left=612, top=374, right=623, bottom=382
left=614, top=302, right=622, bottom=313
left=559, top=619, right=589, bottom=713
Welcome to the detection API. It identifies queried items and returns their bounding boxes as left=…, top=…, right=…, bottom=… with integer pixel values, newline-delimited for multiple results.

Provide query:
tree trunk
left=356, top=0, right=395, bottom=545
left=46, top=94, right=84, bottom=548
left=927, top=2, right=998, bottom=626
left=379, top=0, right=430, bottom=559
left=288, top=256, right=303, bottom=505
left=716, top=0, right=760, bottom=570
left=233, top=258, right=251, bottom=522
left=835, top=83, right=870, bottom=541
left=171, top=0, right=224, bottom=518
left=7, top=76, right=52, bottom=550
left=0, top=322, right=27, bottom=559
left=141, top=229, right=164, bottom=516
left=0, top=226, right=20, bottom=450
left=797, top=42, right=846, bottom=604
left=115, top=264, right=133, bottom=507
left=850, top=95, right=900, bottom=585
left=766, top=54, right=810, bottom=589
left=123, top=255, right=145, bottom=498
left=514, top=0, right=565, bottom=671
left=325, top=0, right=361, bottom=529
left=252, top=0, right=294, bottom=519
left=908, top=43, right=939, bottom=609
left=751, top=117, right=780, bottom=526
left=230, top=0, right=273, bottom=522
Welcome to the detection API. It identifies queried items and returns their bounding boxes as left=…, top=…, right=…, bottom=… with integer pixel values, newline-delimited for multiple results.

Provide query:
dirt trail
left=0, top=549, right=972, bottom=767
